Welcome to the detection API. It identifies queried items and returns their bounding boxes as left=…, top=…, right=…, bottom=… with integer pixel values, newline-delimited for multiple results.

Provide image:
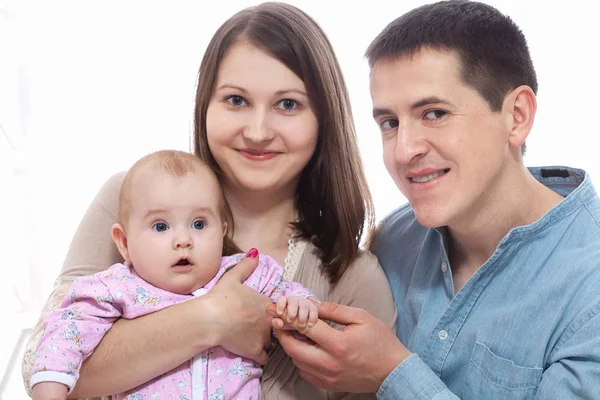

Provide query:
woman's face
left=206, top=40, right=319, bottom=196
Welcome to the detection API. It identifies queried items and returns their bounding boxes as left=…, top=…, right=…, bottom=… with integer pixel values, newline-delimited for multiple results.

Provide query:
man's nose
left=394, top=122, right=429, bottom=165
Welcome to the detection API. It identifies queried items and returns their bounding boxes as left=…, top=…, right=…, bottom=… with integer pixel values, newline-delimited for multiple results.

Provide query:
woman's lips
left=238, top=149, right=279, bottom=161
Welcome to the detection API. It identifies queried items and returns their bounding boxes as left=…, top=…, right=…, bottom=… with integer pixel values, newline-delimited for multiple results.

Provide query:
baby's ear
left=111, top=223, right=130, bottom=262
left=222, top=221, right=228, bottom=237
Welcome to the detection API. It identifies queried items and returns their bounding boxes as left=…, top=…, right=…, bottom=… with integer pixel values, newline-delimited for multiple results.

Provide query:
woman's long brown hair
left=193, top=2, right=374, bottom=284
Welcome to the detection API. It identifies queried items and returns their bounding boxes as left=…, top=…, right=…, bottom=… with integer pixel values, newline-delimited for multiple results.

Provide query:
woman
left=22, top=3, right=396, bottom=399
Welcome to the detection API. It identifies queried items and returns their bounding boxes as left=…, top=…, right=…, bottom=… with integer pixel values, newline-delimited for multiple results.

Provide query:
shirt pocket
left=462, top=341, right=543, bottom=399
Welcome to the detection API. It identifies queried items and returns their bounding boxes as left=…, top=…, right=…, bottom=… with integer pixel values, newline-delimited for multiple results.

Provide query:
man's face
left=370, top=47, right=514, bottom=229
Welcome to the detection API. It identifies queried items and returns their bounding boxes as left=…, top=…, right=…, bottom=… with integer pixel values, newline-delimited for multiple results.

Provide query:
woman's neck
left=223, top=183, right=297, bottom=263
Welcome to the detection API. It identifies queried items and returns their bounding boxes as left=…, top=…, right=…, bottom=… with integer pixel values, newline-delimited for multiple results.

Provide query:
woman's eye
left=277, top=99, right=298, bottom=111
left=192, top=220, right=206, bottom=230
left=226, top=95, right=246, bottom=107
left=381, top=119, right=399, bottom=130
left=424, top=110, right=447, bottom=120
left=152, top=222, right=168, bottom=232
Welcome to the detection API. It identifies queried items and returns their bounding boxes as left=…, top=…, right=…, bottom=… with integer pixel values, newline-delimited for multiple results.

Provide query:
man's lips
left=408, top=168, right=450, bottom=183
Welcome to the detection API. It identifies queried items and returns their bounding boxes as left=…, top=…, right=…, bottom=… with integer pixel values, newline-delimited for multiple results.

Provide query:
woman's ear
left=111, top=223, right=130, bottom=262
left=504, top=85, right=537, bottom=149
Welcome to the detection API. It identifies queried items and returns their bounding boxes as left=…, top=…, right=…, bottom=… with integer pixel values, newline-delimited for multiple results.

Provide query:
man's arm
left=70, top=255, right=272, bottom=398
left=269, top=301, right=460, bottom=399
left=533, top=304, right=600, bottom=399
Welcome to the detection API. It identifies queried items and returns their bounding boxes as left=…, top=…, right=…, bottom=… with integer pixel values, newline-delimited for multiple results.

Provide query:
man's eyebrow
left=411, top=96, right=452, bottom=109
left=373, top=108, right=394, bottom=119
left=373, top=97, right=453, bottom=118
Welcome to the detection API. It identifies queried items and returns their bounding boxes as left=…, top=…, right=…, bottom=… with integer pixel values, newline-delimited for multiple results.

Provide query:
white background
left=1, top=0, right=598, bottom=397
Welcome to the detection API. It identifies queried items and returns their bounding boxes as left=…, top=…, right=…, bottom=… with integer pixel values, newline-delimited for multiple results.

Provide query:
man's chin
left=413, top=208, right=448, bottom=229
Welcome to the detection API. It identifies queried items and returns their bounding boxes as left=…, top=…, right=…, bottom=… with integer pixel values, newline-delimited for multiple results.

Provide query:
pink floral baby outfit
left=31, top=253, right=313, bottom=399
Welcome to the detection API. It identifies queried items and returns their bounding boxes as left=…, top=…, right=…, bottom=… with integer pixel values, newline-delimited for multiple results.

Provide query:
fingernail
left=307, top=297, right=321, bottom=305
left=247, top=248, right=258, bottom=258
left=293, top=331, right=308, bottom=340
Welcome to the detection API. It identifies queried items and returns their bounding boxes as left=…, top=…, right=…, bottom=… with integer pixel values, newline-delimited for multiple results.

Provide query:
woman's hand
left=205, top=249, right=273, bottom=365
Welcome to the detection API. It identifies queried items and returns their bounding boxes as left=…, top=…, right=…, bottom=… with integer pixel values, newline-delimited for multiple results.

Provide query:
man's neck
left=447, top=165, right=564, bottom=293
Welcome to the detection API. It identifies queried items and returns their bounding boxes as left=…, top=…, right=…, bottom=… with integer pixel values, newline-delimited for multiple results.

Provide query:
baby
left=30, top=150, right=318, bottom=400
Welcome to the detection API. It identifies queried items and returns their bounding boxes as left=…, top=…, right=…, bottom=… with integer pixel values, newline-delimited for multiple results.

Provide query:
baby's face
left=124, top=167, right=226, bottom=294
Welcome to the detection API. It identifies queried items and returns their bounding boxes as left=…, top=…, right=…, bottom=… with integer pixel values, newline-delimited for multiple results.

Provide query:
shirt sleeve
left=378, top=304, right=600, bottom=400
left=533, top=303, right=600, bottom=399
left=30, top=274, right=123, bottom=393
left=257, top=255, right=316, bottom=303
left=248, top=254, right=315, bottom=302
left=377, top=355, right=459, bottom=400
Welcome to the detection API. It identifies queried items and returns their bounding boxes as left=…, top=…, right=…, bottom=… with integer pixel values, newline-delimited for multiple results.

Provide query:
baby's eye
left=152, top=222, right=168, bottom=232
left=192, top=219, right=206, bottom=230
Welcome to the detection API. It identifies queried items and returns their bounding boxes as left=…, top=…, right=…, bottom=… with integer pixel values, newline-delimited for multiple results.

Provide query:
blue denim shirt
left=371, top=167, right=600, bottom=399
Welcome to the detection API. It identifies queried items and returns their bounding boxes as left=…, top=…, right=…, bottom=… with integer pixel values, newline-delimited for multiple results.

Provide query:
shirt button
left=438, top=330, right=449, bottom=340
left=441, top=262, right=448, bottom=273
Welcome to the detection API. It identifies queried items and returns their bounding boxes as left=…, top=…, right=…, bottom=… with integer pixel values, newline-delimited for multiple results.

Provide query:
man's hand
left=267, top=300, right=410, bottom=393
left=206, top=250, right=273, bottom=365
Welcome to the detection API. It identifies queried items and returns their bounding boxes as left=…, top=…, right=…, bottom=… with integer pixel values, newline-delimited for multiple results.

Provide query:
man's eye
left=152, top=222, right=168, bottom=232
left=226, top=95, right=246, bottom=107
left=381, top=119, right=399, bottom=130
left=192, top=220, right=206, bottom=230
left=424, top=110, right=447, bottom=120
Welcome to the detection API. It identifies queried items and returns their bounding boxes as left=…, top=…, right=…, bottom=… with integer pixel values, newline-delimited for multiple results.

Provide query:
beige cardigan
left=22, top=173, right=397, bottom=399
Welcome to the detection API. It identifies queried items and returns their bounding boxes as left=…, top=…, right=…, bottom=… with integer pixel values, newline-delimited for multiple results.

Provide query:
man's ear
left=111, top=223, right=130, bottom=262
left=504, top=85, right=537, bottom=149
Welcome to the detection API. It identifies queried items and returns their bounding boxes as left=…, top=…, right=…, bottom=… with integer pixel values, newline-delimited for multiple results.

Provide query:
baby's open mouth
left=175, top=258, right=190, bottom=266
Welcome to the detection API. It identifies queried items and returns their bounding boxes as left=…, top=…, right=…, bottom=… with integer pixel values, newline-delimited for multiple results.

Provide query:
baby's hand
left=32, top=382, right=68, bottom=400
left=275, top=296, right=318, bottom=334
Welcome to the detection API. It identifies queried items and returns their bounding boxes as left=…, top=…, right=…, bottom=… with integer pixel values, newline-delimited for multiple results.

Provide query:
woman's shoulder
left=339, top=248, right=383, bottom=280
left=298, top=242, right=382, bottom=280
left=88, top=171, right=126, bottom=214
left=99, top=171, right=127, bottom=198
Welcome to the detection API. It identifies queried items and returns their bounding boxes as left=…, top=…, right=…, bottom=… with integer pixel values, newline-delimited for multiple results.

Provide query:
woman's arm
left=22, top=173, right=272, bottom=398
left=72, top=257, right=272, bottom=398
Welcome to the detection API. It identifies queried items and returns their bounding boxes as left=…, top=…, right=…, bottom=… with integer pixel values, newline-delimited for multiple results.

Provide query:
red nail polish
left=247, top=248, right=258, bottom=258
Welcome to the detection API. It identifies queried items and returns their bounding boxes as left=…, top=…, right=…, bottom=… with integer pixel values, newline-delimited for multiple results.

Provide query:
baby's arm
left=274, top=296, right=318, bottom=333
left=30, top=272, right=123, bottom=395
left=249, top=254, right=318, bottom=332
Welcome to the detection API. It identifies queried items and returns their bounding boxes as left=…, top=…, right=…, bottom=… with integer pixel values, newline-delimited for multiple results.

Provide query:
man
left=267, top=1, right=600, bottom=398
